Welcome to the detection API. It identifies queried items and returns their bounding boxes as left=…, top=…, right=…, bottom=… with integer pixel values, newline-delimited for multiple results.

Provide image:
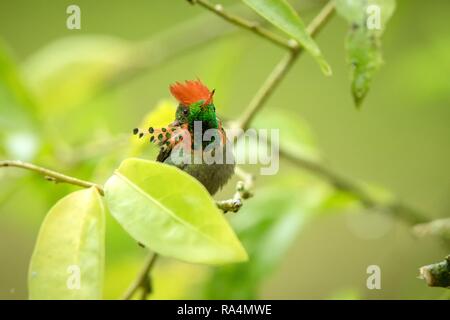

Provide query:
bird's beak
left=202, top=89, right=215, bottom=109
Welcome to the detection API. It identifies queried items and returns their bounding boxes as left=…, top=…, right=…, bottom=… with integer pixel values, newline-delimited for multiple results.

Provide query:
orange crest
left=169, top=79, right=214, bottom=106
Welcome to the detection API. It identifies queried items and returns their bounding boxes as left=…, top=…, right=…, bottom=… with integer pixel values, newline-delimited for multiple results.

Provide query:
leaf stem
left=0, top=160, right=104, bottom=195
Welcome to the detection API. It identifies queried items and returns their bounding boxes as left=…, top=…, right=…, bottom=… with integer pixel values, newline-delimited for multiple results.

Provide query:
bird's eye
left=183, top=108, right=189, bottom=115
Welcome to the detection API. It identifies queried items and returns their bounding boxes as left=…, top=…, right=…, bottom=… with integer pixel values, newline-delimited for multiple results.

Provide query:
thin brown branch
left=0, top=160, right=104, bottom=195
left=122, top=253, right=158, bottom=300
left=279, top=148, right=429, bottom=225
left=187, top=0, right=294, bottom=50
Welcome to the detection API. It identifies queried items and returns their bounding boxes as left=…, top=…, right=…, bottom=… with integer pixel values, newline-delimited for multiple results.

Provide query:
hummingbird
left=133, top=79, right=235, bottom=195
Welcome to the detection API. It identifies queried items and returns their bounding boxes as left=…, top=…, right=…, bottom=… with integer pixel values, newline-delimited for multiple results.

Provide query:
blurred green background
left=0, top=0, right=449, bottom=299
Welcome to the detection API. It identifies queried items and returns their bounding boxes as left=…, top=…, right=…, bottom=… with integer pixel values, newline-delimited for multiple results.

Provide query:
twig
left=0, top=160, right=104, bottom=195
left=217, top=167, right=254, bottom=213
left=279, top=148, right=429, bottom=225
left=235, top=166, right=254, bottom=198
left=419, top=256, right=450, bottom=289
left=187, top=0, right=293, bottom=50
left=306, top=0, right=336, bottom=37
left=122, top=253, right=158, bottom=300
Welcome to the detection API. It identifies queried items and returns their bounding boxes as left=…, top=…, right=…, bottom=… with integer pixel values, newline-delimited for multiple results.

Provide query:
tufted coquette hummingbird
left=134, top=80, right=235, bottom=195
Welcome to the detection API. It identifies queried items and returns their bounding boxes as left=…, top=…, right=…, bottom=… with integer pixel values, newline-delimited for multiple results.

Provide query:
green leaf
left=104, top=158, right=248, bottom=265
left=28, top=187, right=105, bottom=300
left=242, top=0, right=331, bottom=75
left=203, top=188, right=314, bottom=299
left=336, top=0, right=396, bottom=107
